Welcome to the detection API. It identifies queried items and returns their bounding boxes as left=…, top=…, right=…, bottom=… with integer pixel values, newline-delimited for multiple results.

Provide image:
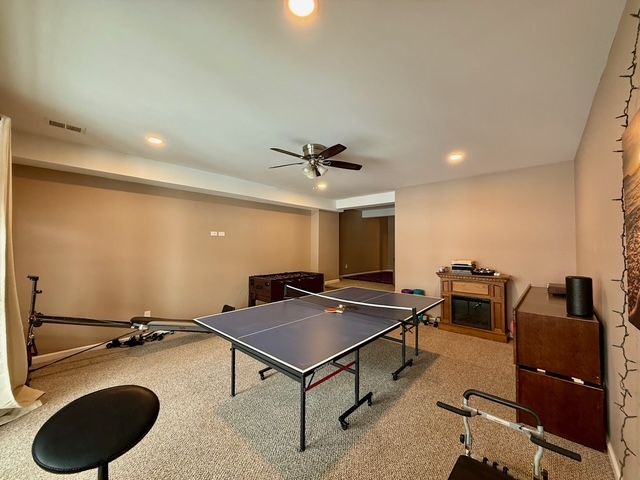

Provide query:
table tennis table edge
left=194, top=316, right=399, bottom=376
left=192, top=286, right=442, bottom=322
left=193, top=296, right=443, bottom=376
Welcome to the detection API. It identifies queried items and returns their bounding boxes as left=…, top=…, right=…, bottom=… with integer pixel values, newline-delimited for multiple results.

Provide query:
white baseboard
left=31, top=341, right=107, bottom=366
left=607, top=438, right=622, bottom=480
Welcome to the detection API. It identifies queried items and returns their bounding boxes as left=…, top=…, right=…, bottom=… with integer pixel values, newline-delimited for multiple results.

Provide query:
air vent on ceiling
left=48, top=119, right=85, bottom=134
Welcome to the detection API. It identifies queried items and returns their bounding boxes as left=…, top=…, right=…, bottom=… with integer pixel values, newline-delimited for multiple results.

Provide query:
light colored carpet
left=0, top=327, right=614, bottom=479
left=325, top=279, right=395, bottom=292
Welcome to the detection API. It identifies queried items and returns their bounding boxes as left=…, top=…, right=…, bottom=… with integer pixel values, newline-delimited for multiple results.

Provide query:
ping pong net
left=283, top=285, right=416, bottom=323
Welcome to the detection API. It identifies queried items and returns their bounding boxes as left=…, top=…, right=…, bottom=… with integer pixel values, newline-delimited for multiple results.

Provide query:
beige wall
left=310, top=210, right=339, bottom=281
left=575, top=0, right=639, bottom=474
left=339, top=210, right=392, bottom=275
left=13, top=165, right=312, bottom=354
left=318, top=210, right=339, bottom=281
left=385, top=217, right=395, bottom=270
left=396, top=161, right=576, bottom=313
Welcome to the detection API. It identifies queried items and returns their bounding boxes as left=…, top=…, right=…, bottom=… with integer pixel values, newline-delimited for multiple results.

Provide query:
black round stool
left=32, top=385, right=159, bottom=480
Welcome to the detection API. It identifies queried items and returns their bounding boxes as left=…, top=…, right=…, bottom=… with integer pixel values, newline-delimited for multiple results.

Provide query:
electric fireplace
left=452, top=295, right=492, bottom=330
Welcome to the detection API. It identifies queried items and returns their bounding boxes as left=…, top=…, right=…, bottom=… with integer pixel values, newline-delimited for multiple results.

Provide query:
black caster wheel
left=106, top=343, right=113, bottom=349
left=340, top=421, right=349, bottom=431
left=392, top=373, right=398, bottom=381
left=367, top=398, right=373, bottom=406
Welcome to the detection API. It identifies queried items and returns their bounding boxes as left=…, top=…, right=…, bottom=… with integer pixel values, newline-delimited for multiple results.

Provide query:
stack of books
left=451, top=259, right=476, bottom=274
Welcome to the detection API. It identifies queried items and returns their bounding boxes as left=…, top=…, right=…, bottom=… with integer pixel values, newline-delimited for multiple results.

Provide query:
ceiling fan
left=269, top=143, right=362, bottom=179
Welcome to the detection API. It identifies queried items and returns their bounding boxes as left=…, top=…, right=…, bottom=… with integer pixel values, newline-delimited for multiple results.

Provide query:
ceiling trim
left=11, top=132, right=337, bottom=211
left=335, top=192, right=395, bottom=210
left=361, top=207, right=395, bottom=218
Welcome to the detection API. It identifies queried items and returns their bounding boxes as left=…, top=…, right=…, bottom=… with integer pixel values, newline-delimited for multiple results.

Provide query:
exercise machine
left=437, top=389, right=581, bottom=479
left=26, top=275, right=232, bottom=372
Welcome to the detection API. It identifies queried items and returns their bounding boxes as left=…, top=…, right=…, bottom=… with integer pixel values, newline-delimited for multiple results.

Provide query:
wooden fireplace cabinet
left=437, top=272, right=510, bottom=342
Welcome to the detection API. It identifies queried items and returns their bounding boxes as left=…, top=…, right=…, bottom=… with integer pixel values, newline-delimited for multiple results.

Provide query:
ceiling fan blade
left=268, top=162, right=306, bottom=169
left=270, top=147, right=305, bottom=159
left=318, top=144, right=347, bottom=160
left=322, top=159, right=362, bottom=170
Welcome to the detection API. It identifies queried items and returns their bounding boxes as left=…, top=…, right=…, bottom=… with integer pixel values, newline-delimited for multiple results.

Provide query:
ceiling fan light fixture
left=302, top=163, right=327, bottom=179
left=302, top=164, right=317, bottom=179
left=270, top=142, right=359, bottom=177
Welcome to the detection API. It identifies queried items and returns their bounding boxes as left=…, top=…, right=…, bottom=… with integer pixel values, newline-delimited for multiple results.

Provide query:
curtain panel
left=0, top=116, right=43, bottom=424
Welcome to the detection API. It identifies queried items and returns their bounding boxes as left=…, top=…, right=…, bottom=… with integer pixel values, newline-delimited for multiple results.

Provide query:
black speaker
left=565, top=276, right=593, bottom=317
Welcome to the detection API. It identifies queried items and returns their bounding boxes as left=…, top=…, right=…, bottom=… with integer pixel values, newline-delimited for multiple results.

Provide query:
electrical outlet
left=218, top=231, right=225, bottom=237
left=144, top=310, right=151, bottom=317
left=210, top=231, right=218, bottom=236
left=344, top=264, right=348, bottom=269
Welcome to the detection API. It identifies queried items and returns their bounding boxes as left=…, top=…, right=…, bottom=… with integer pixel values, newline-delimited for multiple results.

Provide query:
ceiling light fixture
left=145, top=135, right=165, bottom=146
left=288, top=0, right=316, bottom=17
left=302, top=163, right=327, bottom=179
left=447, top=152, right=465, bottom=164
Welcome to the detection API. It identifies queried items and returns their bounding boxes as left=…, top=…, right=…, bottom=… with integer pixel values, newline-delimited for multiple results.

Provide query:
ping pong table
left=195, top=286, right=443, bottom=451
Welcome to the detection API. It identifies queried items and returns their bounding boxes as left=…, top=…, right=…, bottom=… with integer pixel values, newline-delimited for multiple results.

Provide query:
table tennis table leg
left=354, top=349, right=359, bottom=403
left=231, top=346, right=236, bottom=397
left=259, top=366, right=272, bottom=380
left=391, top=323, right=413, bottom=380
left=338, top=349, right=373, bottom=431
left=300, top=378, right=306, bottom=452
left=413, top=309, right=419, bottom=357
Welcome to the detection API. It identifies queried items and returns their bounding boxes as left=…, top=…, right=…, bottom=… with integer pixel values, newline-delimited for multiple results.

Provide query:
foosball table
left=248, top=271, right=324, bottom=306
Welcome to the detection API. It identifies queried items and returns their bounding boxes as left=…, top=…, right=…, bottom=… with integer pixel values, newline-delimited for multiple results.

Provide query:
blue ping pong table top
left=195, top=287, right=443, bottom=375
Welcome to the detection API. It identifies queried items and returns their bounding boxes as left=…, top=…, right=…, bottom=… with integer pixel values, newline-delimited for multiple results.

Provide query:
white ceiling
left=0, top=0, right=626, bottom=202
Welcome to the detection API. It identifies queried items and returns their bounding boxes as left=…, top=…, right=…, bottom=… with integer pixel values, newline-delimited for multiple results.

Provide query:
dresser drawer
left=516, top=367, right=605, bottom=451
left=515, top=310, right=602, bottom=384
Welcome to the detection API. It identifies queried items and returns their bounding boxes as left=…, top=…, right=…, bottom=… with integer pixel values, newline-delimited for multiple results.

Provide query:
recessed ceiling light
left=315, top=182, right=327, bottom=191
left=288, top=0, right=316, bottom=17
left=447, top=152, right=465, bottom=164
left=145, top=135, right=164, bottom=146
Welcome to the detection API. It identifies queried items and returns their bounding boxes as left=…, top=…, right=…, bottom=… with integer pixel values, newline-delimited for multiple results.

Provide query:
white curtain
left=0, top=116, right=43, bottom=424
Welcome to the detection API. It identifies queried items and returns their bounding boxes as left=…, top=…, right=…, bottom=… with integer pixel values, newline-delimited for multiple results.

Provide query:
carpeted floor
left=0, top=327, right=613, bottom=479
left=325, top=279, right=395, bottom=292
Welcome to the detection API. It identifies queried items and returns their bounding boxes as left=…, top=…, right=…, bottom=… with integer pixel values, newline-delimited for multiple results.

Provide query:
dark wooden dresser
left=514, top=286, right=605, bottom=451
left=248, top=271, right=324, bottom=306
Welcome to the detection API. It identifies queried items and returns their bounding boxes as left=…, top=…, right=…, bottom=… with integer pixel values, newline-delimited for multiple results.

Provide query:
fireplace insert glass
left=452, top=295, right=492, bottom=330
